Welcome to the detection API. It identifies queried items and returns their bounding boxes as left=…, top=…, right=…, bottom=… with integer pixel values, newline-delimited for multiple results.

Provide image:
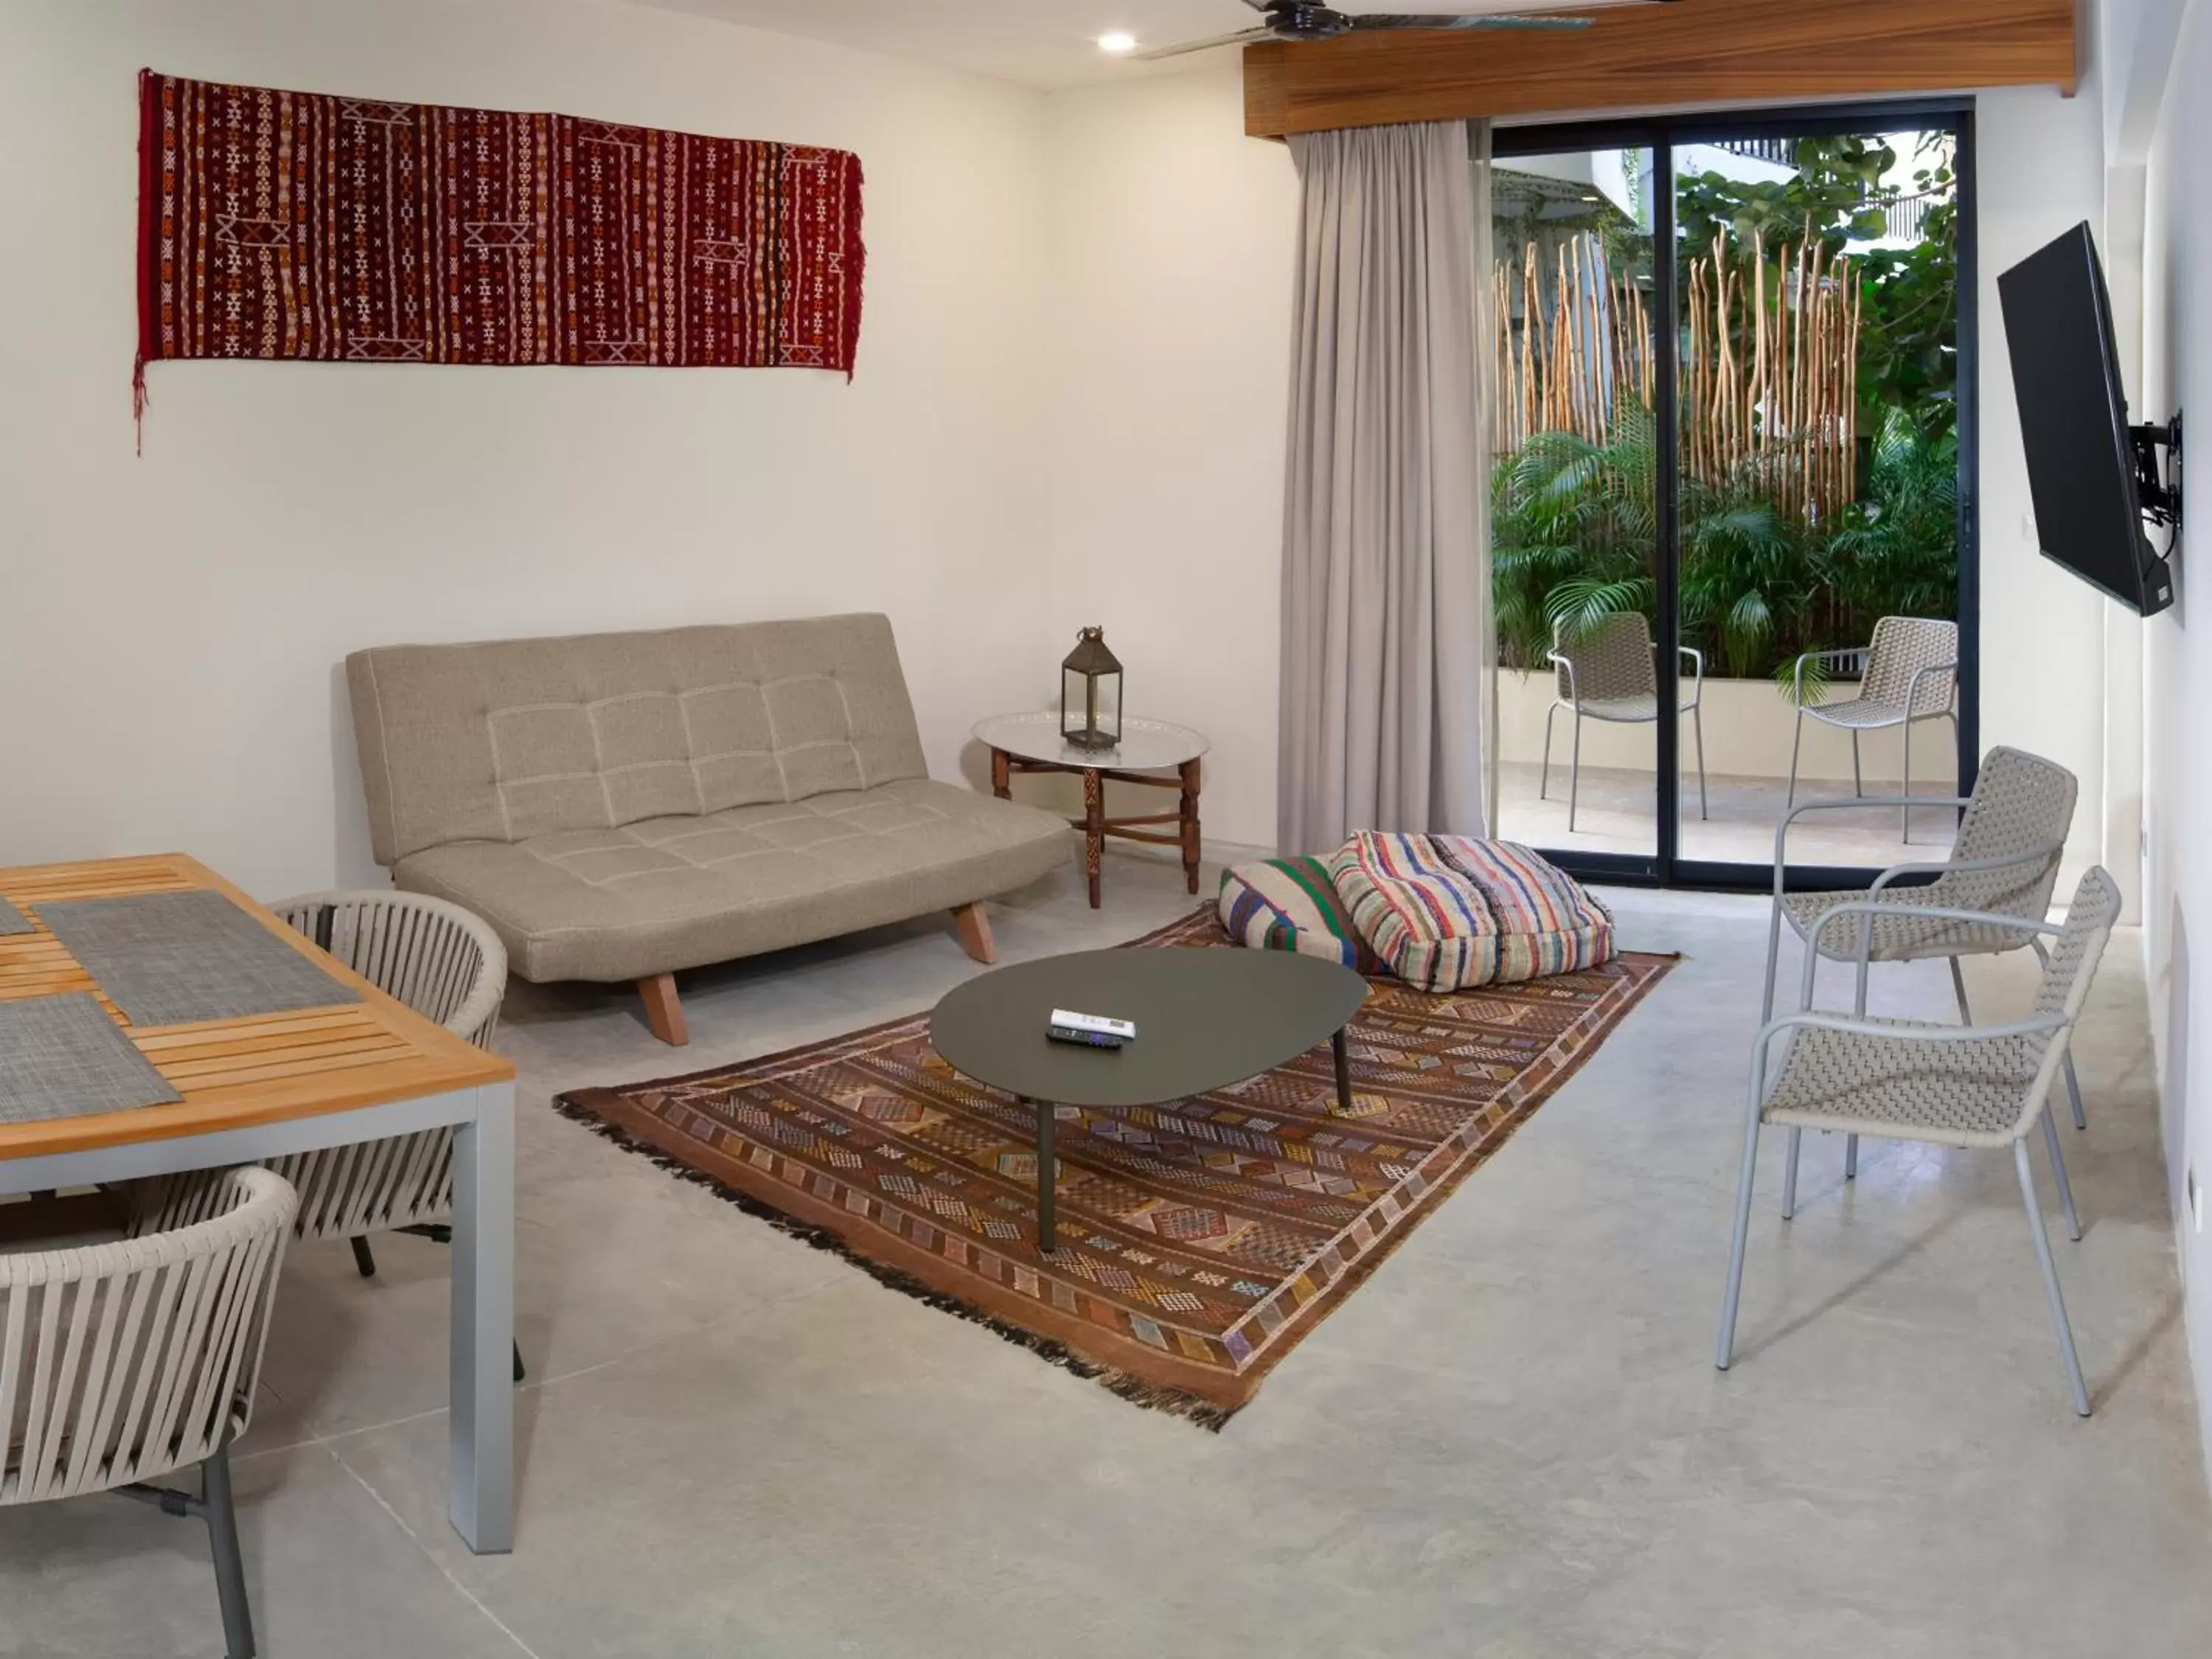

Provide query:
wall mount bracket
left=2132, top=411, right=2183, bottom=531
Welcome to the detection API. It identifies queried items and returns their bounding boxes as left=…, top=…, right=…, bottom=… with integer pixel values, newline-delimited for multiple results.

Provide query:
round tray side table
left=972, top=714, right=1210, bottom=909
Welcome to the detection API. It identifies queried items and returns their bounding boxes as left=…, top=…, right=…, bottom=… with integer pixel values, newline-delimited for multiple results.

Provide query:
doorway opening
left=1486, top=105, right=1975, bottom=891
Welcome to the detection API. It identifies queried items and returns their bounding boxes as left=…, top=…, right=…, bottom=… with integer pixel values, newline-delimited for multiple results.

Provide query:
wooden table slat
left=0, top=853, right=512, bottom=1158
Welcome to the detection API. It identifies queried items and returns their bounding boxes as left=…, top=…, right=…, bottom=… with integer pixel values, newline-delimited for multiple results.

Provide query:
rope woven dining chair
left=1786, top=615, right=1958, bottom=841
left=1718, top=867, right=2121, bottom=1417
left=2, top=1166, right=298, bottom=1658
left=1762, top=746, right=2083, bottom=1186
left=259, top=891, right=520, bottom=1380
left=1540, top=611, right=1707, bottom=832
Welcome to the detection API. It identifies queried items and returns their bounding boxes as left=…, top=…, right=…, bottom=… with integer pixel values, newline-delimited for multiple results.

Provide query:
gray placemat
left=38, top=889, right=361, bottom=1029
left=0, top=993, right=183, bottom=1122
left=0, top=897, right=32, bottom=936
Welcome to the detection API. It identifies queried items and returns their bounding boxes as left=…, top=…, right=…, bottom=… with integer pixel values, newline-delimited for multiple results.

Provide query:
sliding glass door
left=1489, top=105, right=1976, bottom=890
left=1489, top=145, right=1660, bottom=864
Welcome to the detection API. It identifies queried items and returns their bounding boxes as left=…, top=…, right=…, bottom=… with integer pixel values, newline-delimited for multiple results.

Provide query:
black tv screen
left=1996, top=222, right=2172, bottom=616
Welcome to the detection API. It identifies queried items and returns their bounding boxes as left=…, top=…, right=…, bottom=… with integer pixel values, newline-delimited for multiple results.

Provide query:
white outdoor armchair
left=258, top=891, right=519, bottom=1379
left=1541, top=611, right=1707, bottom=832
left=1762, top=746, right=2082, bottom=1188
left=1717, top=867, right=2121, bottom=1418
left=1, top=1166, right=298, bottom=1658
left=1786, top=615, right=1958, bottom=841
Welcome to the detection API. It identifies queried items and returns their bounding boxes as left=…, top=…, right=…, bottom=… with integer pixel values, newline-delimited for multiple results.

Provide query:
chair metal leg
left=1691, top=702, right=1709, bottom=820
left=1901, top=717, right=1914, bottom=844
left=1841, top=949, right=1877, bottom=1183
left=2014, top=1138, right=2091, bottom=1416
left=2041, top=1107, right=2083, bottom=1242
left=1787, top=707, right=1805, bottom=810
left=1781, top=1126, right=1802, bottom=1220
left=203, top=1444, right=255, bottom=1659
left=349, top=1236, right=377, bottom=1279
left=1851, top=729, right=1864, bottom=798
left=1033, top=1098, right=1058, bottom=1254
left=1760, top=903, right=1787, bottom=1024
left=1567, top=709, right=1583, bottom=832
left=1949, top=957, right=1972, bottom=1025
left=1716, top=1085, right=1766, bottom=1370
left=1540, top=703, right=1558, bottom=801
left=2029, top=940, right=2090, bottom=1130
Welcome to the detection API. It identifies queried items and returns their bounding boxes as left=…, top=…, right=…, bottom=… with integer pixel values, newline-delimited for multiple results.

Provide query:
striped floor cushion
left=1327, top=832, right=1615, bottom=992
left=1217, top=855, right=1383, bottom=974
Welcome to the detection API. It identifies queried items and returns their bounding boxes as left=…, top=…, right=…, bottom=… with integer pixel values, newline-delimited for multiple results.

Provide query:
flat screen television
left=1996, top=221, right=2177, bottom=617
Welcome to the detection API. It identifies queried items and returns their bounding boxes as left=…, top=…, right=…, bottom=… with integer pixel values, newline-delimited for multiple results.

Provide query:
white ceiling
left=628, top=1, right=1609, bottom=91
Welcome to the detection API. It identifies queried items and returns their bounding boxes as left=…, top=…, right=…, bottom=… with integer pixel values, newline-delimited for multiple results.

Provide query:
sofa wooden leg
left=950, top=902, right=997, bottom=965
left=638, top=973, right=689, bottom=1046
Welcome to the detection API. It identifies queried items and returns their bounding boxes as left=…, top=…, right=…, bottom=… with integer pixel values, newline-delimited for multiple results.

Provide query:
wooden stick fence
left=1494, top=228, right=1862, bottom=524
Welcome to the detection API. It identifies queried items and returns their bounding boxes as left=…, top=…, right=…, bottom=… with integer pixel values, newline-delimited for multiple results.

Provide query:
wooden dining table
left=0, top=853, right=518, bottom=1553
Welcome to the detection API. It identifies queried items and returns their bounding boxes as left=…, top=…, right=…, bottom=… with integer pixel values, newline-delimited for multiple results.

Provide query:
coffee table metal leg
left=1032, top=1097, right=1057, bottom=1253
left=1332, top=1028, right=1352, bottom=1113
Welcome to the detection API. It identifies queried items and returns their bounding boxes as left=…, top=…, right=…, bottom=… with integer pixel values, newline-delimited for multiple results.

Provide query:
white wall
left=0, top=0, right=1051, bottom=898
left=2135, top=0, right=2212, bottom=1495
left=1040, top=68, right=1298, bottom=847
left=1976, top=72, right=2114, bottom=872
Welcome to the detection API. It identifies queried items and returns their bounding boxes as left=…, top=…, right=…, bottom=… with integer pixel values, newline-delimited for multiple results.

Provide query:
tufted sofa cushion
left=347, top=615, right=932, bottom=866
left=394, top=779, right=1071, bottom=984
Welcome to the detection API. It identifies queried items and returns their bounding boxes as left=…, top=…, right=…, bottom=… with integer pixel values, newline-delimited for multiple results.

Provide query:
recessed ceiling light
left=1097, top=31, right=1138, bottom=55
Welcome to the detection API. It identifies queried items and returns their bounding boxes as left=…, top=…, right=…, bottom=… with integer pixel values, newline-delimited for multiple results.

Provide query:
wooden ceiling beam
left=1243, top=0, right=2078, bottom=139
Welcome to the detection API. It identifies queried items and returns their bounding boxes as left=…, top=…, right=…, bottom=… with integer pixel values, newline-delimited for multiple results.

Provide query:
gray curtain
left=1277, top=119, right=1493, bottom=856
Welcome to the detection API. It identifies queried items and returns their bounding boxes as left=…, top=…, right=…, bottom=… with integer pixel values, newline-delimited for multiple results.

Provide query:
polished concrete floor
left=3, top=845, right=2208, bottom=1657
left=1496, top=759, right=1961, bottom=869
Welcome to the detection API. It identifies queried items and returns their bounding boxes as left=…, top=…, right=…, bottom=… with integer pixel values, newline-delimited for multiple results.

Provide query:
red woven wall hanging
left=135, top=69, right=864, bottom=409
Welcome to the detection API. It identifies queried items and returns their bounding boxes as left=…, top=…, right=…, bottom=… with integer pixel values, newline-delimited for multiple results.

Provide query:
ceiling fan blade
left=1135, top=26, right=1276, bottom=60
left=1349, top=15, right=1596, bottom=30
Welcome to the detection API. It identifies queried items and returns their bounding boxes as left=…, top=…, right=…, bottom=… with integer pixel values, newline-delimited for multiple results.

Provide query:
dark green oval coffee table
left=931, top=947, right=1370, bottom=1253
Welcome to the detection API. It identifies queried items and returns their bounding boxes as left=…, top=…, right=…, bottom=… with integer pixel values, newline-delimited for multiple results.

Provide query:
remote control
left=1047, top=1009, right=1135, bottom=1049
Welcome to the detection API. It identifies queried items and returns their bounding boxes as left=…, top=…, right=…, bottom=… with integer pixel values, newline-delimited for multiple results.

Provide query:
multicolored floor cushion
left=1217, top=855, right=1382, bottom=973
left=1328, top=832, right=1615, bottom=992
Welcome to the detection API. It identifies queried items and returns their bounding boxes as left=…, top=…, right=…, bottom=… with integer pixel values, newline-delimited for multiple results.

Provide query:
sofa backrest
left=347, top=614, right=929, bottom=866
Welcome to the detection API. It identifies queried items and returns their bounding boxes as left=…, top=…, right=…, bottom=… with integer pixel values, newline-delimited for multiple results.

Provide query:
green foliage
left=1674, top=136, right=1899, bottom=251
left=1491, top=413, right=1656, bottom=671
left=1491, top=408, right=1958, bottom=684
left=1675, top=133, right=1958, bottom=442
left=1491, top=132, right=1962, bottom=685
left=1826, top=408, right=1961, bottom=618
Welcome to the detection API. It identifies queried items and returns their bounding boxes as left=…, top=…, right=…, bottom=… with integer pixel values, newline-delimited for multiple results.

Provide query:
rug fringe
left=549, top=1094, right=1239, bottom=1431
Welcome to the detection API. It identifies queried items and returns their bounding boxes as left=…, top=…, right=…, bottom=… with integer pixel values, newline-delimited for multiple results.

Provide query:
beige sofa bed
left=346, top=613, right=1075, bottom=1044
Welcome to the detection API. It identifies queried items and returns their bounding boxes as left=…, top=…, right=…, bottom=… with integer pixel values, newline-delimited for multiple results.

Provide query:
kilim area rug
left=556, top=911, right=1673, bottom=1427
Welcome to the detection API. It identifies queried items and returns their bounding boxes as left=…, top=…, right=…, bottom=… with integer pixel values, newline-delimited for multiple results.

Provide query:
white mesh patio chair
left=1717, top=867, right=2121, bottom=1418
left=2, top=1166, right=298, bottom=1658
left=259, top=891, right=521, bottom=1381
left=1540, top=611, right=1706, bottom=832
left=1786, top=615, right=1958, bottom=841
left=1763, top=745, right=2082, bottom=1183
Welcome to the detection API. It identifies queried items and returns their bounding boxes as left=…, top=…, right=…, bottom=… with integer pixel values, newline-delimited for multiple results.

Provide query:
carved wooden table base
left=990, top=749, right=1202, bottom=910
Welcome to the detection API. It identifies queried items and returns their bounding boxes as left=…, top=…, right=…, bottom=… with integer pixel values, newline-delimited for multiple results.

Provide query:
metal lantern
left=1060, top=626, right=1123, bottom=753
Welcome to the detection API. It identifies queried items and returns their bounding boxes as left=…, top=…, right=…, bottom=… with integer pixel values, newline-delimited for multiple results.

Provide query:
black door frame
left=1492, top=98, right=1978, bottom=894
